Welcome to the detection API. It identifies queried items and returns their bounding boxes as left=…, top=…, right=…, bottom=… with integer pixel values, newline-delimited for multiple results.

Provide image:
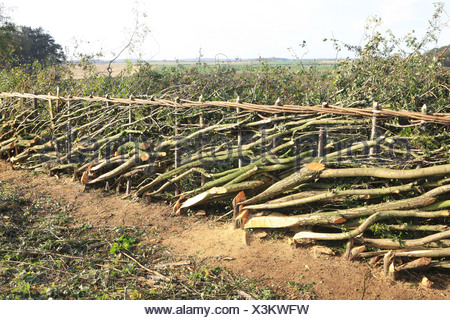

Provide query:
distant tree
left=0, top=3, right=17, bottom=66
left=0, top=3, right=65, bottom=68
left=11, top=26, right=66, bottom=66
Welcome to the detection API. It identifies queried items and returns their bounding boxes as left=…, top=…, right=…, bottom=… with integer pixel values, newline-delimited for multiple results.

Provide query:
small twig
left=214, top=209, right=233, bottom=223
left=1, top=248, right=84, bottom=260
left=360, top=271, right=369, bottom=300
left=121, top=251, right=171, bottom=282
left=1, top=260, right=71, bottom=274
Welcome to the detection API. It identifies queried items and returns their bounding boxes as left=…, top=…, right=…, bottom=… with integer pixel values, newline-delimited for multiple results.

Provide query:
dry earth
left=1, top=162, right=449, bottom=300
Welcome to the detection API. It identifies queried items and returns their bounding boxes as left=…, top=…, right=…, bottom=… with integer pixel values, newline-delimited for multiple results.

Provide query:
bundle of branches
left=1, top=92, right=450, bottom=279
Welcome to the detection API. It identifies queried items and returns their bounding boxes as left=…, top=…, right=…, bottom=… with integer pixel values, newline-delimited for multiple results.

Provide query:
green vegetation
left=0, top=181, right=280, bottom=300
left=0, top=6, right=65, bottom=68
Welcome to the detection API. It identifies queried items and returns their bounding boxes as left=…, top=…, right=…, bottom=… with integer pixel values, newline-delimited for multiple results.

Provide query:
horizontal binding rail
left=2, top=91, right=450, bottom=124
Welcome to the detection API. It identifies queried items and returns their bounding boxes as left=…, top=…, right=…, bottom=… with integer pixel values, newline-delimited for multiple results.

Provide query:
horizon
left=78, top=57, right=338, bottom=63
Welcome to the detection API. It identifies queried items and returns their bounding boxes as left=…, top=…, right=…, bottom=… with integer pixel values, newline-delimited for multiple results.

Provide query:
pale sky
left=1, top=0, right=450, bottom=61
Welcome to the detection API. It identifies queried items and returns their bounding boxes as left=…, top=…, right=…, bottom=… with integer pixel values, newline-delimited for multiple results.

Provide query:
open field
left=69, top=59, right=337, bottom=79
left=69, top=62, right=141, bottom=79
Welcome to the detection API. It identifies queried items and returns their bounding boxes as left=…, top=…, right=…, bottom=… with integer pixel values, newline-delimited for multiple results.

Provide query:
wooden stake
left=237, top=107, right=242, bottom=168
left=199, top=103, right=206, bottom=187
left=369, top=102, right=380, bottom=156
left=48, top=93, right=54, bottom=123
left=343, top=238, right=354, bottom=260
left=174, top=97, right=180, bottom=196
left=420, top=104, right=427, bottom=131
left=48, top=92, right=58, bottom=154
left=317, top=102, right=328, bottom=157
left=272, top=97, right=280, bottom=148
left=383, top=250, right=395, bottom=277
left=128, top=95, right=133, bottom=142
left=126, top=178, right=131, bottom=195
left=56, top=87, right=60, bottom=113
left=67, top=100, right=72, bottom=163
left=126, top=106, right=132, bottom=194
left=388, top=261, right=397, bottom=281
left=32, top=93, right=37, bottom=110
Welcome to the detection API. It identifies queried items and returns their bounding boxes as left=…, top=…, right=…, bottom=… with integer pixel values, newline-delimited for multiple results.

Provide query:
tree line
left=0, top=3, right=65, bottom=68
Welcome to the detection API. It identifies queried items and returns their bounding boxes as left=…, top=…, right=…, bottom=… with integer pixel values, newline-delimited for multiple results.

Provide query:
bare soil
left=1, top=162, right=448, bottom=300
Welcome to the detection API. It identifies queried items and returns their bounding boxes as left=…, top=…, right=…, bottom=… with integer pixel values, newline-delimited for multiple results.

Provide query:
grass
left=0, top=180, right=282, bottom=300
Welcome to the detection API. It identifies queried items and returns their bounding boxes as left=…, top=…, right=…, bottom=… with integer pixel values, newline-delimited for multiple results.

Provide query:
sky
left=1, top=0, right=450, bottom=61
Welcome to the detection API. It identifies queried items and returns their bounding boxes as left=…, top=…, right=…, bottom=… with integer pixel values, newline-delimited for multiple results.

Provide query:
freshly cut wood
left=356, top=246, right=450, bottom=258
left=319, top=163, right=450, bottom=180
left=81, top=165, right=94, bottom=184
left=306, top=162, right=326, bottom=171
left=234, top=209, right=250, bottom=229
left=369, top=256, right=382, bottom=266
left=233, top=191, right=246, bottom=211
left=89, top=155, right=129, bottom=172
left=172, top=193, right=186, bottom=215
left=239, top=162, right=325, bottom=205
left=333, top=196, right=437, bottom=219
left=232, top=191, right=247, bottom=229
left=244, top=183, right=416, bottom=211
left=360, top=230, right=450, bottom=249
left=293, top=210, right=450, bottom=242
left=265, top=190, right=327, bottom=204
left=383, top=251, right=395, bottom=276
left=178, top=187, right=227, bottom=214
left=244, top=212, right=345, bottom=229
left=420, top=276, right=433, bottom=288
left=395, top=257, right=432, bottom=271
left=349, top=245, right=366, bottom=260
left=388, top=261, right=396, bottom=281
left=423, top=199, right=450, bottom=210
left=180, top=180, right=267, bottom=214
left=421, top=184, right=450, bottom=198
left=88, top=155, right=139, bottom=184
left=394, top=248, right=450, bottom=258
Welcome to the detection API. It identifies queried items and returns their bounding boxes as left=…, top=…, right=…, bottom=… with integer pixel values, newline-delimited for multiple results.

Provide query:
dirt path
left=1, top=162, right=448, bottom=299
